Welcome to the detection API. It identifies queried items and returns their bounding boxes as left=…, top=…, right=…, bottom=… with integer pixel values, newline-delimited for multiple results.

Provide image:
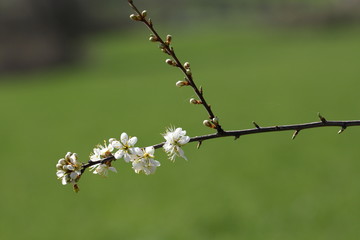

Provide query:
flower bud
left=176, top=80, right=189, bottom=87
left=141, top=10, right=147, bottom=18
left=58, top=159, right=66, bottom=165
left=130, top=14, right=140, bottom=21
left=149, top=34, right=158, bottom=42
left=184, top=62, right=190, bottom=69
left=166, top=35, right=172, bottom=44
left=190, top=98, right=201, bottom=104
left=203, top=120, right=215, bottom=128
left=212, top=117, right=219, bottom=125
left=186, top=69, right=192, bottom=76
left=166, top=59, right=177, bottom=66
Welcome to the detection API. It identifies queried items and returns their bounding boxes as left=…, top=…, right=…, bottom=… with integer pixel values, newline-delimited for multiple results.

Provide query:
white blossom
left=132, top=146, right=160, bottom=175
left=89, top=163, right=117, bottom=177
left=56, top=152, right=82, bottom=185
left=90, top=141, right=114, bottom=162
left=162, top=127, right=190, bottom=161
left=110, top=132, right=138, bottom=162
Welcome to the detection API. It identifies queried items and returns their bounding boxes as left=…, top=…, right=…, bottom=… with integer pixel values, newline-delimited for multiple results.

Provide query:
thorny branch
left=59, top=0, right=360, bottom=192
left=82, top=118, right=360, bottom=172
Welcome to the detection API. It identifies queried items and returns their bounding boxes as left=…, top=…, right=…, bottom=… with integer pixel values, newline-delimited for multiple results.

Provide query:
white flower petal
left=114, top=150, right=125, bottom=159
left=56, top=170, right=65, bottom=178
left=178, top=136, right=190, bottom=145
left=128, top=136, right=138, bottom=146
left=145, top=146, right=155, bottom=155
left=120, top=132, right=128, bottom=144
left=178, top=147, right=187, bottom=160
left=111, top=140, right=121, bottom=149
left=62, top=176, right=68, bottom=185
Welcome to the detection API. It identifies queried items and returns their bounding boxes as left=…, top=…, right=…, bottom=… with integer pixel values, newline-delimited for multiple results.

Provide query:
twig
left=127, top=0, right=224, bottom=133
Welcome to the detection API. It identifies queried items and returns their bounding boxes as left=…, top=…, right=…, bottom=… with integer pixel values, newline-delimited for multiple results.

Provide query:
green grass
left=1, top=25, right=360, bottom=239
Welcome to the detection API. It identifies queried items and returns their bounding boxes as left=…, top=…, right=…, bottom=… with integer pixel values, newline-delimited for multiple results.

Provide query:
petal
left=178, top=136, right=190, bottom=145
left=123, top=154, right=131, bottom=163
left=120, top=132, right=128, bottom=144
left=128, top=136, right=138, bottom=146
left=111, top=140, right=121, bottom=149
left=178, top=147, right=187, bottom=160
left=114, top=150, right=125, bottom=159
left=56, top=170, right=65, bottom=178
left=145, top=146, right=155, bottom=155
left=62, top=176, right=68, bottom=185
left=107, top=144, right=114, bottom=152
left=70, top=171, right=79, bottom=180
left=109, top=167, right=117, bottom=173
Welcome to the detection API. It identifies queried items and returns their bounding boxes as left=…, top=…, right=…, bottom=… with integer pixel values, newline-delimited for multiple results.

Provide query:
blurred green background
left=1, top=0, right=360, bottom=239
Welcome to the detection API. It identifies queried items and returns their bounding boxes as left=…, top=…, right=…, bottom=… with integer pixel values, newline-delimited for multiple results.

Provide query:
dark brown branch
left=127, top=0, right=224, bottom=133
left=82, top=119, right=360, bottom=172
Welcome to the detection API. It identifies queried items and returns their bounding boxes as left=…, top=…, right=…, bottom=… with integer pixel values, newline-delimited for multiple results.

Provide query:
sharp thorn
left=292, top=130, right=300, bottom=140
left=197, top=141, right=202, bottom=149
left=318, top=112, right=327, bottom=123
left=338, top=126, right=347, bottom=134
left=234, top=135, right=240, bottom=140
left=253, top=121, right=260, bottom=129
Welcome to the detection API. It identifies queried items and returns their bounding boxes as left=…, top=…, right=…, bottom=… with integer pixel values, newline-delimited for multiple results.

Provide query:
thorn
left=197, top=141, right=202, bottom=149
left=338, top=126, right=347, bottom=134
left=318, top=112, right=327, bottom=123
left=234, top=135, right=240, bottom=140
left=253, top=121, right=260, bottom=129
left=199, top=86, right=203, bottom=95
left=292, top=130, right=300, bottom=140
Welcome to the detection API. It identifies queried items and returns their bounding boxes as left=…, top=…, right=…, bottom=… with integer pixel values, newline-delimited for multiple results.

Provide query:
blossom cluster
left=56, top=127, right=190, bottom=191
left=56, top=152, right=82, bottom=191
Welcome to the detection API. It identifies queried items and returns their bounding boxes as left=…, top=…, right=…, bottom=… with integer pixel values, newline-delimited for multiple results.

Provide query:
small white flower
left=162, top=127, right=190, bottom=161
left=132, top=146, right=160, bottom=175
left=90, top=141, right=114, bottom=162
left=110, top=132, right=138, bottom=162
left=89, top=163, right=117, bottom=177
left=56, top=152, right=82, bottom=185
